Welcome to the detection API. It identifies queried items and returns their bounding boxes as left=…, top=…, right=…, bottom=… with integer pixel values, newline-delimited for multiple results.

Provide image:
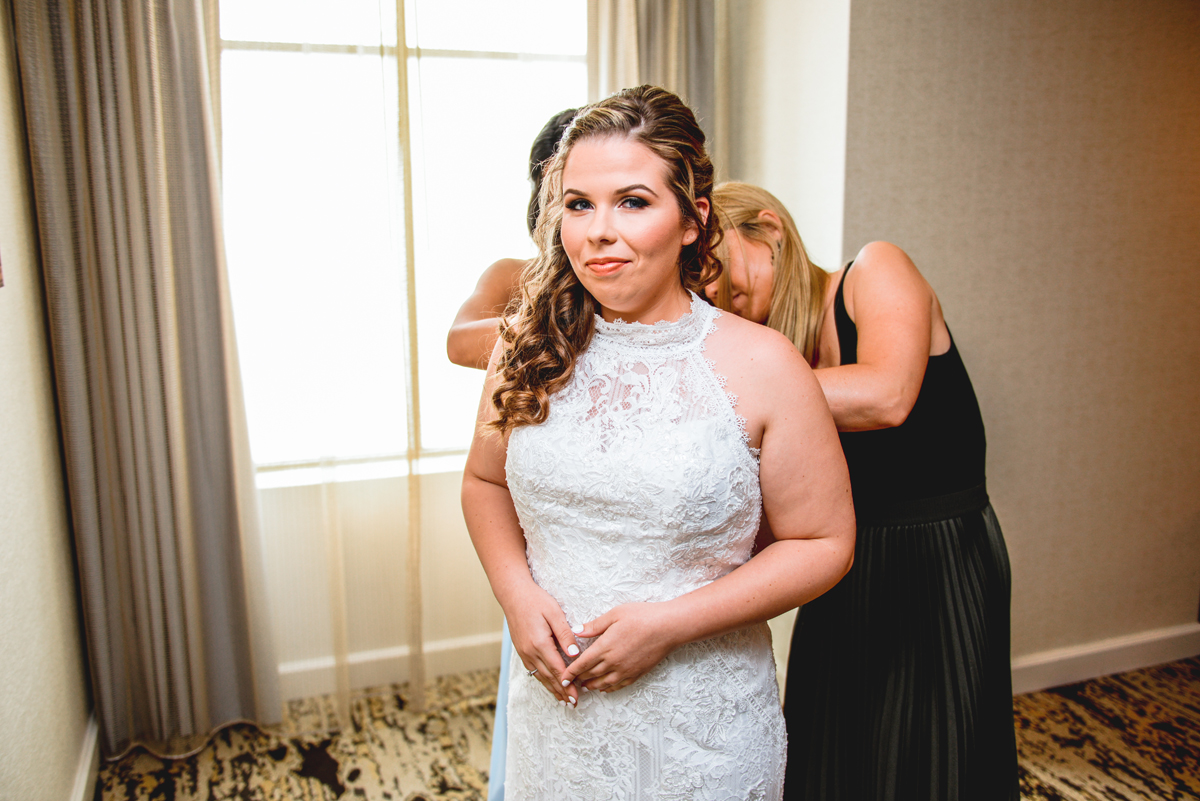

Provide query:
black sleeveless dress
left=782, top=264, right=1019, bottom=801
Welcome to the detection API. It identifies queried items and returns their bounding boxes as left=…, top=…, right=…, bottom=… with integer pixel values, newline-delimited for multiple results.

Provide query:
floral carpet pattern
left=95, top=670, right=497, bottom=801
left=96, top=657, right=1200, bottom=800
left=1015, top=657, right=1199, bottom=800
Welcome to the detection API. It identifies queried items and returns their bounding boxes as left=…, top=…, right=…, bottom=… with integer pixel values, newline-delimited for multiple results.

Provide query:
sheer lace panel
left=504, top=293, right=785, bottom=800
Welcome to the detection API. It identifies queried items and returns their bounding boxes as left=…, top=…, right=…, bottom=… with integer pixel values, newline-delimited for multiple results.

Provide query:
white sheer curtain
left=218, top=0, right=587, bottom=729
left=587, top=0, right=729, bottom=173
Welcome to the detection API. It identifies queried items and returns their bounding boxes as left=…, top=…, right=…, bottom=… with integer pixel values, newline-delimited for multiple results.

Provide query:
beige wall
left=727, top=0, right=851, bottom=271
left=0, top=1, right=93, bottom=797
left=732, top=0, right=1200, bottom=660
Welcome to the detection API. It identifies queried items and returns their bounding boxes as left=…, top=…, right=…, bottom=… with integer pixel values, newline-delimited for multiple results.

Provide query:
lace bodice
left=504, top=293, right=785, bottom=800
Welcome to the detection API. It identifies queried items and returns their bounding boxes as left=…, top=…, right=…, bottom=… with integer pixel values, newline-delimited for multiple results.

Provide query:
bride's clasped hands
left=561, top=601, right=683, bottom=696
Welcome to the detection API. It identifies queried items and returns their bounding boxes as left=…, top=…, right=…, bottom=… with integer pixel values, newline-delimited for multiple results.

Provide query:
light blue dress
left=489, top=619, right=511, bottom=801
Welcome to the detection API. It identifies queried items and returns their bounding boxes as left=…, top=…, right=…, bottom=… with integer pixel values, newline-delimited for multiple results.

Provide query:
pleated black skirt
left=782, top=499, right=1019, bottom=801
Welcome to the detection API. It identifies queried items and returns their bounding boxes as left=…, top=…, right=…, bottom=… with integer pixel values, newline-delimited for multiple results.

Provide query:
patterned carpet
left=1014, top=657, right=1200, bottom=800
left=96, top=657, right=1200, bottom=800
left=95, top=671, right=497, bottom=801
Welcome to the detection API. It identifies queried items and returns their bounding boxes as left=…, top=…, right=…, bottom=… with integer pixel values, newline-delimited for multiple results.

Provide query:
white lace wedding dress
left=503, top=293, right=786, bottom=800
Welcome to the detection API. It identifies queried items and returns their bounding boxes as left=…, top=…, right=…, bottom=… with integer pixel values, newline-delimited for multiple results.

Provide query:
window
left=219, top=1, right=587, bottom=479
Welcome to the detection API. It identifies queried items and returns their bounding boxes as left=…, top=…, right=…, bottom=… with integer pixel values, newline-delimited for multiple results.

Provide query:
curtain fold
left=11, top=0, right=279, bottom=758
left=394, top=0, right=427, bottom=714
left=587, top=0, right=729, bottom=174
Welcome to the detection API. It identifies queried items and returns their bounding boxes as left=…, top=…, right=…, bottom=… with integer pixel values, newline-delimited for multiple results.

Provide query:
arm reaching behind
left=446, top=258, right=526, bottom=369
left=561, top=314, right=855, bottom=692
left=816, top=241, right=951, bottom=431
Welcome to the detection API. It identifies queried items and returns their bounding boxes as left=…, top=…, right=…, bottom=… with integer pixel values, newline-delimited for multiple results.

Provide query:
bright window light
left=220, top=1, right=587, bottom=468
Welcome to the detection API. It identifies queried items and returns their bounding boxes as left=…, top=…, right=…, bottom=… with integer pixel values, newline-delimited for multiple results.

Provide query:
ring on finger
left=526, top=667, right=538, bottom=677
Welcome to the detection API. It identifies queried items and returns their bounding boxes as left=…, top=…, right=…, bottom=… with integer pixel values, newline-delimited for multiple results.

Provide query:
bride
left=461, top=86, right=855, bottom=800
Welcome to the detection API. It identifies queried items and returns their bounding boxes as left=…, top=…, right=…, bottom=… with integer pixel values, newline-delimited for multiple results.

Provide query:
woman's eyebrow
left=616, top=183, right=658, bottom=196
left=563, top=183, right=659, bottom=198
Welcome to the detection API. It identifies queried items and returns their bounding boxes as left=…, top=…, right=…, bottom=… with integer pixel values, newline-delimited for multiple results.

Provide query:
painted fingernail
left=571, top=624, right=584, bottom=634
left=569, top=696, right=577, bottom=705
left=566, top=644, right=580, bottom=657
left=562, top=679, right=570, bottom=687
left=582, top=686, right=590, bottom=692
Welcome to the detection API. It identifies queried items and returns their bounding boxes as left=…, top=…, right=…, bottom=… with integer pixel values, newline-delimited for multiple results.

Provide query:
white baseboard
left=1011, top=622, right=1200, bottom=695
left=70, top=714, right=100, bottom=801
left=275, top=623, right=1200, bottom=702
left=277, top=631, right=503, bottom=701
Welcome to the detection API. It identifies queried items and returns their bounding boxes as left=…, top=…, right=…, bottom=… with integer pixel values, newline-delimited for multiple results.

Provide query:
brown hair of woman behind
left=489, top=85, right=723, bottom=434
left=711, top=181, right=829, bottom=365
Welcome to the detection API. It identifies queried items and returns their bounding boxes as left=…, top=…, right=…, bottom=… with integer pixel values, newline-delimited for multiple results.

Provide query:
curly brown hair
left=490, top=86, right=722, bottom=434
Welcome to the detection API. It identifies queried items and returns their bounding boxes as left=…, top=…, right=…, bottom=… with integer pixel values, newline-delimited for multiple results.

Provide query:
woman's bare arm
left=560, top=319, right=855, bottom=692
left=815, top=241, right=949, bottom=431
left=461, top=344, right=581, bottom=703
left=446, top=258, right=527, bottom=369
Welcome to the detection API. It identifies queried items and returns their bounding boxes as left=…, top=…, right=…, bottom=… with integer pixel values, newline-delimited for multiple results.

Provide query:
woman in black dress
left=707, top=181, right=1018, bottom=801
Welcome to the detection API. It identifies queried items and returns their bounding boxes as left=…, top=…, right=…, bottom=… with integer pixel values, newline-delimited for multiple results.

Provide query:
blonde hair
left=491, top=86, right=722, bottom=434
left=711, top=182, right=828, bottom=365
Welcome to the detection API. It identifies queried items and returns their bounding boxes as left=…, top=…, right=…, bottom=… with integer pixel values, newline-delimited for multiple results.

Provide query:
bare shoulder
left=474, top=257, right=528, bottom=295
left=708, top=308, right=803, bottom=366
left=487, top=256, right=528, bottom=276
left=844, top=241, right=933, bottom=313
left=706, top=309, right=822, bottom=445
left=848, top=241, right=922, bottom=282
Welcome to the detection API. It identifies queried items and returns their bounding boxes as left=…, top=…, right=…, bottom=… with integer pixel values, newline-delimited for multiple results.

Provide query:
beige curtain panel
left=588, top=0, right=729, bottom=173
left=10, top=0, right=279, bottom=758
